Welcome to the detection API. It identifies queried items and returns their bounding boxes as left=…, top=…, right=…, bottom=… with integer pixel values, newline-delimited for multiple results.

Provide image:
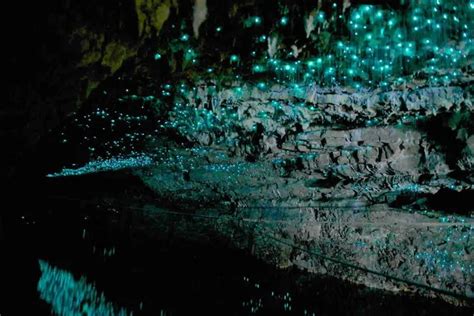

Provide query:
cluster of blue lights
left=38, top=260, right=129, bottom=316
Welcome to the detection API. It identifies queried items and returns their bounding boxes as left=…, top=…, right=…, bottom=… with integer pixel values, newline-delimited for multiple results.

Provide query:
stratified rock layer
left=137, top=83, right=474, bottom=304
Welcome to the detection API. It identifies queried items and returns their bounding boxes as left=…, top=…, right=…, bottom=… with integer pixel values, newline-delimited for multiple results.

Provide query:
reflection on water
left=3, top=174, right=473, bottom=316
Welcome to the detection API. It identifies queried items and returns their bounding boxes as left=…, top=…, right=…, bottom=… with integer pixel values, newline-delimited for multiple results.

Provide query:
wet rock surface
left=135, top=83, right=474, bottom=304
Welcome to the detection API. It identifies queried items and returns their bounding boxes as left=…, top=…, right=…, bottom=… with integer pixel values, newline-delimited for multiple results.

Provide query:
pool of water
left=2, top=172, right=472, bottom=315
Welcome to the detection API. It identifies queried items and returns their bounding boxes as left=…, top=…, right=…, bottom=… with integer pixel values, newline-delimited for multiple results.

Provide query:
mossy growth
left=135, top=0, right=171, bottom=37
left=101, top=41, right=137, bottom=74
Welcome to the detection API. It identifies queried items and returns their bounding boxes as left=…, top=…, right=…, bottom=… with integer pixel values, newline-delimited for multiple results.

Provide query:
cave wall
left=135, top=83, right=473, bottom=303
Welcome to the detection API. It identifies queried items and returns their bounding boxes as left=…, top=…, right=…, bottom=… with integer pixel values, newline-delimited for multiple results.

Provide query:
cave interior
left=1, top=0, right=474, bottom=315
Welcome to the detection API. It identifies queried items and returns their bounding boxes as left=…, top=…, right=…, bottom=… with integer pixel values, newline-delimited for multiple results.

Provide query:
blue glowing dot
left=253, top=65, right=264, bottom=72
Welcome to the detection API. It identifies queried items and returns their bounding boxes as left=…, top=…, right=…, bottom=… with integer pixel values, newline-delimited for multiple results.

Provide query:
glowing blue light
left=38, top=260, right=129, bottom=316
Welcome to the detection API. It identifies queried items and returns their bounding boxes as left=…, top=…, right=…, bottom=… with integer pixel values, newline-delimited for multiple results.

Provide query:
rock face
left=136, top=83, right=474, bottom=304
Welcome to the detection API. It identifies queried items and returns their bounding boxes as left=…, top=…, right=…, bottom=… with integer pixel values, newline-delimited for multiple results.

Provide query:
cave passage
left=2, top=0, right=473, bottom=315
